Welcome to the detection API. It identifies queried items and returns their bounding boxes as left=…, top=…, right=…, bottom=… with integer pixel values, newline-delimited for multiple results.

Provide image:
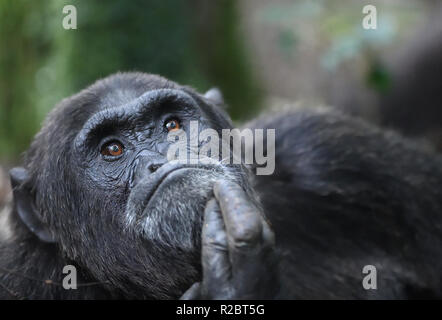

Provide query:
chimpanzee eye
left=164, top=118, right=180, bottom=132
left=101, top=141, right=124, bottom=157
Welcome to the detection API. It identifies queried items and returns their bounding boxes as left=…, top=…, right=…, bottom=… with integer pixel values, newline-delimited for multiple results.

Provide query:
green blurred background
left=0, top=0, right=439, bottom=170
left=0, top=0, right=262, bottom=163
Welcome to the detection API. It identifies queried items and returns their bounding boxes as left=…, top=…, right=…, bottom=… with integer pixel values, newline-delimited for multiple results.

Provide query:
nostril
left=148, top=163, right=162, bottom=173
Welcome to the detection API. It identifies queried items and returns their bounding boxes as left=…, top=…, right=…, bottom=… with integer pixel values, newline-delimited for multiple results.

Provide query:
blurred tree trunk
left=191, top=0, right=263, bottom=120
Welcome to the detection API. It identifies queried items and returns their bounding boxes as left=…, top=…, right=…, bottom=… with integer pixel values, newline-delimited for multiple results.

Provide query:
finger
left=213, top=180, right=271, bottom=289
left=214, top=180, right=279, bottom=297
left=201, top=199, right=232, bottom=295
left=180, top=282, right=201, bottom=300
left=214, top=180, right=263, bottom=253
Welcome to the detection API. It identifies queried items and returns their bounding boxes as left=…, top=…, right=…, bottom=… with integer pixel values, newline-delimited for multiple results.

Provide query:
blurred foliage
left=277, top=29, right=297, bottom=58
left=256, top=0, right=424, bottom=70
left=0, top=1, right=52, bottom=161
left=0, top=0, right=262, bottom=162
left=366, top=61, right=392, bottom=94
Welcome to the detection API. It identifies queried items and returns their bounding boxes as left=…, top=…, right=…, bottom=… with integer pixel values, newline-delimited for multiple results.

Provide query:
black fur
left=248, top=109, right=442, bottom=298
left=1, top=72, right=442, bottom=299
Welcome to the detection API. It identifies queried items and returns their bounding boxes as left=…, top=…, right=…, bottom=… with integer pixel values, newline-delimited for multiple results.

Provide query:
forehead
left=45, top=73, right=185, bottom=138
left=93, top=73, right=180, bottom=112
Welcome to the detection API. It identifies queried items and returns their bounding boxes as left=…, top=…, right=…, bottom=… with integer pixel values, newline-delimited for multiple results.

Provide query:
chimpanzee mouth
left=140, top=161, right=223, bottom=208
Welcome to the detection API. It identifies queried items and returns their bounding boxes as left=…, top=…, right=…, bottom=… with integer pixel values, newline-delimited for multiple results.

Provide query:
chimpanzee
left=1, top=72, right=442, bottom=299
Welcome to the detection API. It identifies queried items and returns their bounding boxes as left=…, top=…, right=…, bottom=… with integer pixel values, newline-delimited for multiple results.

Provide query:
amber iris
left=101, top=141, right=124, bottom=157
left=165, top=119, right=180, bottom=132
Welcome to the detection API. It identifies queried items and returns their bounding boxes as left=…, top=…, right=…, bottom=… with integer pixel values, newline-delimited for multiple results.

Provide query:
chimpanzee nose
left=148, top=163, right=162, bottom=173
left=130, top=151, right=168, bottom=188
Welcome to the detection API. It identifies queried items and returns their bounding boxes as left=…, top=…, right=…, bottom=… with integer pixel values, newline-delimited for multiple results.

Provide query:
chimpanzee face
left=13, top=73, right=253, bottom=298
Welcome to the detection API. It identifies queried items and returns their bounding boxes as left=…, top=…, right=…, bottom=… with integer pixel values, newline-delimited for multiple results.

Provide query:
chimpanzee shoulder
left=246, top=108, right=442, bottom=298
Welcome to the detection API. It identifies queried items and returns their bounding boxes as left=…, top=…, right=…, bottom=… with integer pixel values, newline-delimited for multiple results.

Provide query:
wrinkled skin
left=0, top=72, right=279, bottom=299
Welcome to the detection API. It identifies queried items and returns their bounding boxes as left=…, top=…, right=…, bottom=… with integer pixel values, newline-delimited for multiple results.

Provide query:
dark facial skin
left=4, top=72, right=279, bottom=299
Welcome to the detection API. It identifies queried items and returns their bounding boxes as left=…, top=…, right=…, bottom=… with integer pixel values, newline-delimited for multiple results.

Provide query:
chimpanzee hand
left=180, top=180, right=280, bottom=300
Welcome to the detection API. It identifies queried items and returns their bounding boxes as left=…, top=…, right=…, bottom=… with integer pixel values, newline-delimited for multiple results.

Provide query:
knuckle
left=230, top=218, right=262, bottom=247
left=203, top=231, right=227, bottom=249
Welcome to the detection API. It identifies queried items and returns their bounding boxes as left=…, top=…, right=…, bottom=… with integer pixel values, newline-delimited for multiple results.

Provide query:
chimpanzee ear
left=9, top=167, right=55, bottom=243
left=204, top=88, right=225, bottom=107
